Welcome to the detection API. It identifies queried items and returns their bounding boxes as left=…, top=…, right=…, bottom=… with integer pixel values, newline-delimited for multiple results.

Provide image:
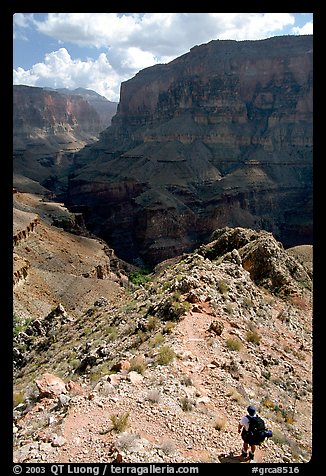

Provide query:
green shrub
left=226, top=338, right=242, bottom=351
left=106, top=326, right=118, bottom=341
left=149, top=332, right=165, bottom=347
left=218, top=280, right=229, bottom=294
left=157, top=293, right=191, bottom=321
left=163, top=321, right=176, bottom=334
left=156, top=345, right=175, bottom=365
left=13, top=315, right=32, bottom=336
left=13, top=391, right=25, bottom=407
left=147, top=316, right=160, bottom=331
left=128, top=269, right=152, bottom=286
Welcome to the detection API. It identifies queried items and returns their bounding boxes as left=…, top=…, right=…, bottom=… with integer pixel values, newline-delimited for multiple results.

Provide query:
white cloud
left=292, top=21, right=313, bottom=35
left=34, top=13, right=141, bottom=48
left=13, top=13, right=313, bottom=101
left=33, top=13, right=298, bottom=55
left=13, top=48, right=123, bottom=101
left=13, top=13, right=31, bottom=28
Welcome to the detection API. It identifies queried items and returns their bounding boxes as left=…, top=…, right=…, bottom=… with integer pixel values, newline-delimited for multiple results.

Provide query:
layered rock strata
left=13, top=86, right=105, bottom=196
left=67, top=35, right=313, bottom=265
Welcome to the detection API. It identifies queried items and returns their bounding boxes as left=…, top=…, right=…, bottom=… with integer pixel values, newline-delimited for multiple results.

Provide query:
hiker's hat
left=247, top=405, right=256, bottom=416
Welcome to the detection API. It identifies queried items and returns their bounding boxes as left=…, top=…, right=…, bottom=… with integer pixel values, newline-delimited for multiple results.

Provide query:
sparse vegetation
left=13, top=391, right=25, bottom=407
left=214, top=415, right=227, bottom=431
left=149, top=332, right=165, bottom=347
left=160, top=439, right=176, bottom=455
left=153, top=291, right=192, bottom=321
left=246, top=329, right=261, bottom=345
left=129, top=355, right=147, bottom=374
left=226, top=387, right=245, bottom=404
left=13, top=314, right=32, bottom=336
left=180, top=396, right=194, bottom=412
left=13, top=203, right=312, bottom=463
left=156, top=345, right=175, bottom=365
left=110, top=412, right=130, bottom=433
left=163, top=321, right=176, bottom=334
left=180, top=375, right=193, bottom=386
left=226, top=337, right=242, bottom=351
left=115, top=432, right=138, bottom=451
left=218, top=280, right=229, bottom=294
left=106, top=325, right=118, bottom=341
left=128, top=269, right=152, bottom=286
left=146, top=389, right=161, bottom=403
left=147, top=315, right=160, bottom=331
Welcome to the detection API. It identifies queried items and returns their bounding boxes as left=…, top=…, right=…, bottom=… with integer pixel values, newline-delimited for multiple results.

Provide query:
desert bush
left=110, top=412, right=130, bottom=433
left=13, top=391, right=25, bottom=407
left=226, top=338, right=242, bottom=351
left=154, top=292, right=191, bottom=321
left=214, top=415, right=227, bottom=431
left=149, top=332, right=165, bottom=347
left=163, top=321, right=176, bottom=334
left=261, top=397, right=275, bottom=409
left=242, top=297, right=254, bottom=308
left=146, top=389, right=161, bottom=403
left=225, top=304, right=234, bottom=315
left=156, top=345, right=175, bottom=365
left=271, top=429, right=290, bottom=446
left=160, top=440, right=176, bottom=455
left=136, top=330, right=147, bottom=344
left=147, top=316, right=160, bottom=331
left=226, top=387, right=245, bottom=404
left=13, top=315, right=32, bottom=336
left=106, top=326, right=118, bottom=341
left=115, top=432, right=138, bottom=451
left=129, top=355, right=147, bottom=374
left=89, top=363, right=110, bottom=382
left=180, top=396, right=194, bottom=412
left=246, top=329, right=261, bottom=345
left=180, top=375, right=193, bottom=387
left=218, top=280, right=229, bottom=294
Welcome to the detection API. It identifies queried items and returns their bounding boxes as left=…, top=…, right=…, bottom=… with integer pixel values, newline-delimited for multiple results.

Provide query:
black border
left=5, top=5, right=321, bottom=475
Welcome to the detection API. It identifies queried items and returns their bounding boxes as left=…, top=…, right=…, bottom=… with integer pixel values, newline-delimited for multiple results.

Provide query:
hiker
left=238, top=405, right=261, bottom=460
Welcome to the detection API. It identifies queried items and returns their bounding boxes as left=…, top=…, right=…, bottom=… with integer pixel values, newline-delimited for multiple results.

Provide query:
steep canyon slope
left=13, top=86, right=117, bottom=197
left=13, top=212, right=313, bottom=464
left=68, top=35, right=313, bottom=265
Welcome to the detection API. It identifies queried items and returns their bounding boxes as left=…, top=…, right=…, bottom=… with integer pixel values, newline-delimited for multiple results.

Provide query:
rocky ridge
left=13, top=220, right=312, bottom=464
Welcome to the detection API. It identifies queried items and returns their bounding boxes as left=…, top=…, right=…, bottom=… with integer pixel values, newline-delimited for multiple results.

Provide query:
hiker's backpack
left=247, top=415, right=271, bottom=444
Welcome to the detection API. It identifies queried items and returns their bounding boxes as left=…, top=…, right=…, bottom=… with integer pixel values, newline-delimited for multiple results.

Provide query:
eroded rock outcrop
left=68, top=35, right=313, bottom=265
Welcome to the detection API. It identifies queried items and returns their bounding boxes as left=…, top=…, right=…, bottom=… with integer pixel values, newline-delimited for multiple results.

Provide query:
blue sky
left=13, top=13, right=313, bottom=102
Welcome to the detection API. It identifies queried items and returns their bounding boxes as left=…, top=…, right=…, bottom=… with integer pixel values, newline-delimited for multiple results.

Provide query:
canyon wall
left=13, top=86, right=110, bottom=197
left=66, top=35, right=313, bottom=265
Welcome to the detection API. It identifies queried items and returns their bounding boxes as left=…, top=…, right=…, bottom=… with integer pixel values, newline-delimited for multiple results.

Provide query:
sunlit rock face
left=67, top=35, right=313, bottom=265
